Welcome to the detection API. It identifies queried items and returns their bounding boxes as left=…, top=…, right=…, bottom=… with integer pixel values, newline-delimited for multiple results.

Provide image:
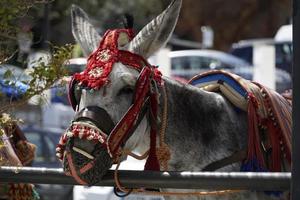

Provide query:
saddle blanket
left=189, top=70, right=291, bottom=172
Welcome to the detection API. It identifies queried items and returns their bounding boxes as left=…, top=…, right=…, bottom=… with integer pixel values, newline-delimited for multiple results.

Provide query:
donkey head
left=56, top=0, right=181, bottom=185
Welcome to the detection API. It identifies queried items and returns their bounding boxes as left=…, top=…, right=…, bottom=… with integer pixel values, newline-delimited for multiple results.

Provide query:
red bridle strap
left=68, top=28, right=162, bottom=171
left=107, top=66, right=157, bottom=158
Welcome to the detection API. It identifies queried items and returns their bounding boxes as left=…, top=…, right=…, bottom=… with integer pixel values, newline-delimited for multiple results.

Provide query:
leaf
left=3, top=69, right=12, bottom=79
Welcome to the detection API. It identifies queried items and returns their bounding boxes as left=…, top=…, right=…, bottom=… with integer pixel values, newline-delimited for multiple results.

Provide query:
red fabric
left=246, top=93, right=266, bottom=168
left=107, top=67, right=152, bottom=157
left=56, top=123, right=107, bottom=161
left=256, top=82, right=292, bottom=171
left=66, top=153, right=88, bottom=185
left=68, top=28, right=162, bottom=170
left=73, top=29, right=150, bottom=89
left=188, top=70, right=291, bottom=172
left=144, top=91, right=160, bottom=171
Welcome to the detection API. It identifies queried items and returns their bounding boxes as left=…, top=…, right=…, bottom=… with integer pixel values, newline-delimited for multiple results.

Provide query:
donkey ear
left=71, top=4, right=102, bottom=56
left=126, top=0, right=182, bottom=58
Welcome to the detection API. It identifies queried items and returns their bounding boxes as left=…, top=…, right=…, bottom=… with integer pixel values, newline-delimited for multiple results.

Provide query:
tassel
left=156, top=144, right=171, bottom=171
left=244, top=93, right=266, bottom=171
left=144, top=127, right=160, bottom=171
left=267, top=120, right=281, bottom=172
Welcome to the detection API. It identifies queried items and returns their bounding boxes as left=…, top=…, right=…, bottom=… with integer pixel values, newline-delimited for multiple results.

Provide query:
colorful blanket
left=0, top=123, right=39, bottom=200
left=189, top=70, right=291, bottom=172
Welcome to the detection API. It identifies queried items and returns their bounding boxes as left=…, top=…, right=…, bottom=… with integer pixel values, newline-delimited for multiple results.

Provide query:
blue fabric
left=191, top=71, right=284, bottom=197
left=241, top=158, right=282, bottom=197
left=0, top=80, right=28, bottom=100
left=190, top=73, right=248, bottom=99
left=240, top=158, right=267, bottom=172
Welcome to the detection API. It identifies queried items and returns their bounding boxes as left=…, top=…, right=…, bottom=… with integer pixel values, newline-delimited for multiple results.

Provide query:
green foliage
left=0, top=0, right=35, bottom=63
left=3, top=70, right=13, bottom=79
left=0, top=0, right=30, bottom=30
left=0, top=1, right=72, bottom=170
left=0, top=0, right=73, bottom=135
left=0, top=44, right=73, bottom=115
left=24, top=44, right=73, bottom=98
left=0, top=43, right=73, bottom=158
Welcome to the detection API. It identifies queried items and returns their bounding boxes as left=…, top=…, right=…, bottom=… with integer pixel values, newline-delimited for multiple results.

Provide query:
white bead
left=98, top=137, right=104, bottom=143
left=66, top=131, right=74, bottom=137
left=87, top=135, right=94, bottom=140
left=79, top=130, right=84, bottom=139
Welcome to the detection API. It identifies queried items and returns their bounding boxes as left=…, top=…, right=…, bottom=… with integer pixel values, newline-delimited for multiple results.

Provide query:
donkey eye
left=117, top=86, right=134, bottom=96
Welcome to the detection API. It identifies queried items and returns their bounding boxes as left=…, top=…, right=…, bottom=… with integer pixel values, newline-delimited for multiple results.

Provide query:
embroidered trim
left=56, top=121, right=107, bottom=161
left=58, top=28, right=163, bottom=183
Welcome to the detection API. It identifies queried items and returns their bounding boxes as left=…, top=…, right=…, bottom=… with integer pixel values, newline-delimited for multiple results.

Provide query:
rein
left=57, top=28, right=249, bottom=197
left=113, top=149, right=241, bottom=197
left=111, top=82, right=242, bottom=197
left=56, top=29, right=166, bottom=181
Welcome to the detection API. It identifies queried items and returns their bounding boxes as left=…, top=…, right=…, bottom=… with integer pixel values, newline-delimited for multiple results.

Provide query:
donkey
left=56, top=1, right=290, bottom=199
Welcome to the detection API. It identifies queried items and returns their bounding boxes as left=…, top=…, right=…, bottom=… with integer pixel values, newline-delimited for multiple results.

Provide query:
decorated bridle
left=56, top=28, right=164, bottom=184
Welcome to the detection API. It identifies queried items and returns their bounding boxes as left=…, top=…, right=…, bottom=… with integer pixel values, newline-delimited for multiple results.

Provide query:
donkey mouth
left=59, top=121, right=113, bottom=185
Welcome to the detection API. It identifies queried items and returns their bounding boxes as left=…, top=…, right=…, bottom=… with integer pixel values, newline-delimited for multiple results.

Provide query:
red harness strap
left=107, top=67, right=152, bottom=157
left=73, top=29, right=145, bottom=89
left=60, top=28, right=163, bottom=177
left=66, top=152, right=88, bottom=185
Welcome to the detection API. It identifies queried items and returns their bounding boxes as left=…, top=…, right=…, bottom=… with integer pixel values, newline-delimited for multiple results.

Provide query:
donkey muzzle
left=57, top=106, right=115, bottom=185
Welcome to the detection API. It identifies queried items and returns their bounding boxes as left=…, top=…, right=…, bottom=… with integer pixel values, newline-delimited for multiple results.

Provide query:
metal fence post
left=292, top=0, right=300, bottom=199
left=0, top=167, right=291, bottom=190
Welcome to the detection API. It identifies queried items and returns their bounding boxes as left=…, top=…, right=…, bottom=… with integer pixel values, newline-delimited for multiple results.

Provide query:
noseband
left=56, top=29, right=163, bottom=180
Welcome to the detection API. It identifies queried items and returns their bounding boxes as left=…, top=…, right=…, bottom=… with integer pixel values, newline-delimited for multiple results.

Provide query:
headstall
left=56, top=28, right=163, bottom=173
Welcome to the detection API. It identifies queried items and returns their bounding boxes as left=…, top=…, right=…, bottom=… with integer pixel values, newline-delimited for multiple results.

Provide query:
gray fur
left=126, top=0, right=182, bottom=58
left=71, top=4, right=101, bottom=56
left=162, top=77, right=248, bottom=172
left=154, top=78, right=286, bottom=200
left=66, top=2, right=288, bottom=199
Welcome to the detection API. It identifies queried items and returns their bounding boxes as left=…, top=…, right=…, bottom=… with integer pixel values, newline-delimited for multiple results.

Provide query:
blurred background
left=0, top=0, right=292, bottom=200
left=13, top=0, right=291, bottom=50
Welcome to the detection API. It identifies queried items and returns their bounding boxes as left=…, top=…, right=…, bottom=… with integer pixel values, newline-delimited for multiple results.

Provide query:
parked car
left=170, top=49, right=291, bottom=93
left=229, top=38, right=292, bottom=75
left=64, top=58, right=86, bottom=76
left=170, top=49, right=253, bottom=80
left=22, top=126, right=73, bottom=200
